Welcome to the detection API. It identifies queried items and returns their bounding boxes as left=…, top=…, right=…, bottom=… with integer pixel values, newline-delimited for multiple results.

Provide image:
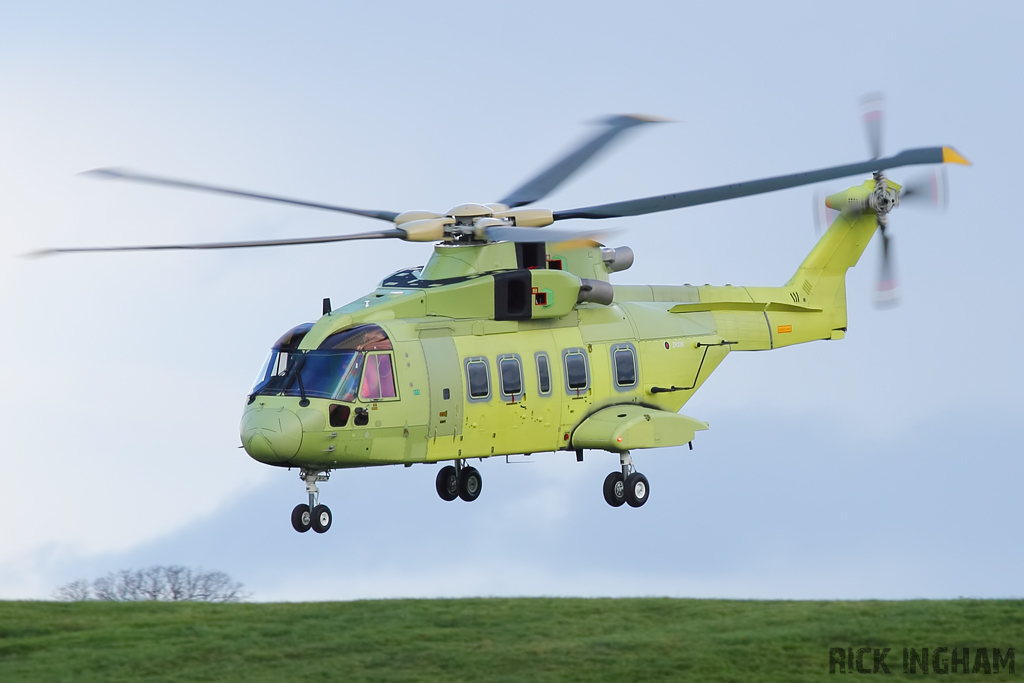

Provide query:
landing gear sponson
left=291, top=469, right=333, bottom=533
left=435, top=460, right=482, bottom=503
left=602, top=451, right=649, bottom=508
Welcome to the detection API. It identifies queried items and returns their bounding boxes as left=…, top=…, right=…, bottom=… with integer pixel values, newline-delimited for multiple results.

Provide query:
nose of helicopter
left=240, top=406, right=303, bottom=463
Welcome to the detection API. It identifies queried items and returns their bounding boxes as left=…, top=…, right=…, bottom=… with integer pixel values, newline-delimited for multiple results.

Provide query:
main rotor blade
left=29, top=229, right=406, bottom=257
left=84, top=168, right=400, bottom=222
left=553, top=147, right=970, bottom=221
left=482, top=225, right=612, bottom=244
left=497, top=114, right=666, bottom=209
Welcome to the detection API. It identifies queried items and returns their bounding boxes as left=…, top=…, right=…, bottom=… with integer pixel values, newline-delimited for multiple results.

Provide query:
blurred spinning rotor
left=811, top=94, right=967, bottom=307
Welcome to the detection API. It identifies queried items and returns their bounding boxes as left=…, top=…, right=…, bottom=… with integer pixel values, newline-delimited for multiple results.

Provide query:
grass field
left=0, top=598, right=1020, bottom=681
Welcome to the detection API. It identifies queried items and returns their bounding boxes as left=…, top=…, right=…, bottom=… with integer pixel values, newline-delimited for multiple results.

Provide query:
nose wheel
left=435, top=460, right=482, bottom=502
left=602, top=452, right=649, bottom=508
left=292, top=470, right=332, bottom=533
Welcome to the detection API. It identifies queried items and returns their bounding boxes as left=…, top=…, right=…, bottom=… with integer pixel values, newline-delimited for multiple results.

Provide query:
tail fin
left=785, top=210, right=880, bottom=331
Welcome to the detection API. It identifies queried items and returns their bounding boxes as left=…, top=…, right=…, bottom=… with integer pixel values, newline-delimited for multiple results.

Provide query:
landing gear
left=435, top=465, right=458, bottom=501
left=602, top=472, right=626, bottom=507
left=311, top=504, right=332, bottom=533
left=458, top=466, right=482, bottom=502
left=292, top=469, right=332, bottom=534
left=435, top=460, right=482, bottom=502
left=291, top=504, right=311, bottom=532
left=625, top=472, right=649, bottom=508
left=602, top=451, right=649, bottom=508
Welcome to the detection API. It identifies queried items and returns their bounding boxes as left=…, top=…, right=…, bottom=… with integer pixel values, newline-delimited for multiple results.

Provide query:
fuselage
left=241, top=295, right=729, bottom=469
left=239, top=214, right=871, bottom=470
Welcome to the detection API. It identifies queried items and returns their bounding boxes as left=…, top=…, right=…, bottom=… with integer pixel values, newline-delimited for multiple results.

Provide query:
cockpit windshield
left=250, top=324, right=392, bottom=402
left=249, top=322, right=312, bottom=395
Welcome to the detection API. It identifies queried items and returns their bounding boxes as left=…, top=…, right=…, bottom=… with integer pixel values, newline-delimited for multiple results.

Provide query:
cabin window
left=612, top=344, right=637, bottom=388
left=563, top=349, right=590, bottom=394
left=535, top=352, right=551, bottom=396
left=498, top=355, right=524, bottom=401
left=465, top=358, right=491, bottom=401
left=359, top=353, right=397, bottom=400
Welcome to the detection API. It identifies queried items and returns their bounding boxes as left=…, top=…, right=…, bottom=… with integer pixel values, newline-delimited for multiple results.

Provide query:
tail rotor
left=812, top=95, right=964, bottom=307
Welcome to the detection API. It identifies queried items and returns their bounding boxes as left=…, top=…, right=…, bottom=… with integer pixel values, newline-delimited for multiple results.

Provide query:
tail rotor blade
left=874, top=227, right=900, bottom=307
left=812, top=190, right=839, bottom=235
left=861, top=93, right=884, bottom=161
left=900, top=166, right=948, bottom=209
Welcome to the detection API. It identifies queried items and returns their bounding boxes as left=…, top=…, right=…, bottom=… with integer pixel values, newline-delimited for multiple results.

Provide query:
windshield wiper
left=292, top=354, right=311, bottom=407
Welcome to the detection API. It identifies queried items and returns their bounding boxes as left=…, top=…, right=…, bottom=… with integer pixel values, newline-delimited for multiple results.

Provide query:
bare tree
left=53, top=566, right=247, bottom=602
left=52, top=579, right=92, bottom=602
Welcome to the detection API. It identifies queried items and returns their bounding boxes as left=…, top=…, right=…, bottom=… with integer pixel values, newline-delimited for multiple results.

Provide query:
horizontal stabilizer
left=669, top=301, right=822, bottom=314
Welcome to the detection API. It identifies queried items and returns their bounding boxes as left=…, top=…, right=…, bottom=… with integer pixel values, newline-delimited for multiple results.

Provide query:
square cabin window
left=563, top=350, right=589, bottom=393
left=465, top=358, right=490, bottom=401
left=499, top=356, right=523, bottom=401
left=613, top=347, right=637, bottom=387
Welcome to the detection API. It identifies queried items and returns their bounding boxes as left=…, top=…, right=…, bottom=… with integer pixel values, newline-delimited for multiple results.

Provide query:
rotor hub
left=446, top=203, right=494, bottom=226
left=868, top=172, right=899, bottom=217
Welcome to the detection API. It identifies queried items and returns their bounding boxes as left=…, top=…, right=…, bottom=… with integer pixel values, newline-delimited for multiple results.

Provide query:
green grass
left=0, top=599, right=1020, bottom=681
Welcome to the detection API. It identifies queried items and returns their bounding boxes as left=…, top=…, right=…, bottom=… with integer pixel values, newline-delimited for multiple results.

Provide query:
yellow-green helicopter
left=38, top=99, right=969, bottom=534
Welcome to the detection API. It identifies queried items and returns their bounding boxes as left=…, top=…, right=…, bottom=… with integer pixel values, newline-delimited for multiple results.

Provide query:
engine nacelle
left=601, top=246, right=634, bottom=273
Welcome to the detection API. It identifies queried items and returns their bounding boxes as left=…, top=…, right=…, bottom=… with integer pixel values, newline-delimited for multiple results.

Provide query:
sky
left=1, top=1, right=1021, bottom=601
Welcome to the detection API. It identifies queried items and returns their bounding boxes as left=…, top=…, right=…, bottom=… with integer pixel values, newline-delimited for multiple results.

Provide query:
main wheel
left=602, top=472, right=626, bottom=507
left=625, top=472, right=650, bottom=508
left=311, top=504, right=333, bottom=533
left=291, top=504, right=311, bottom=533
left=458, top=466, right=482, bottom=502
left=435, top=465, right=458, bottom=501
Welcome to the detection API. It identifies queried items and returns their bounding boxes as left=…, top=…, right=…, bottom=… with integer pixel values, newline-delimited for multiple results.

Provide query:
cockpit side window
left=360, top=353, right=397, bottom=401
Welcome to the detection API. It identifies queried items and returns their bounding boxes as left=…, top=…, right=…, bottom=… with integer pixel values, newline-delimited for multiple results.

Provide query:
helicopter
left=37, top=101, right=969, bottom=534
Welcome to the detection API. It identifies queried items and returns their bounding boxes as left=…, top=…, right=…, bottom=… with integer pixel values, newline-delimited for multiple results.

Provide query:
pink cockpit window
left=360, top=354, right=396, bottom=400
